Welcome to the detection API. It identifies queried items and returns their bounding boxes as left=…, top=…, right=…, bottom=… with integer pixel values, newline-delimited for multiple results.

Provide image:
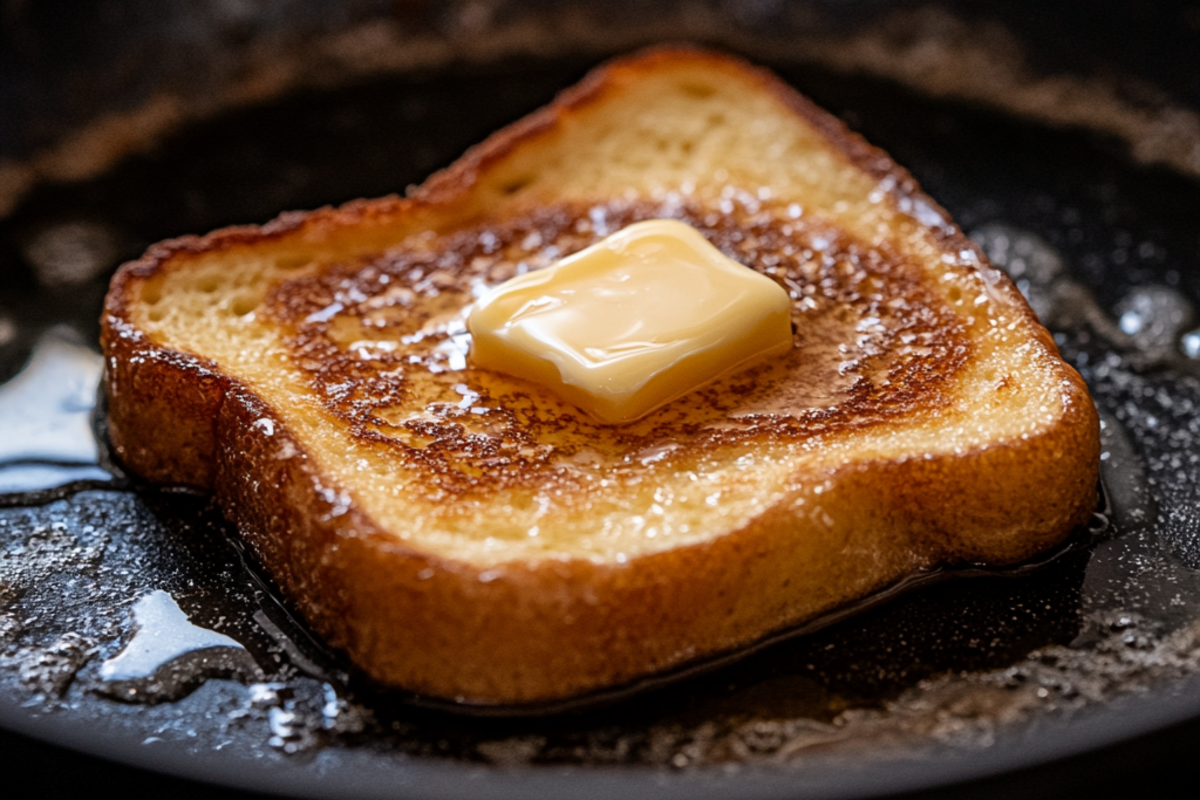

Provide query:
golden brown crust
left=100, top=46, right=1100, bottom=704
left=103, top=324, right=1097, bottom=701
left=263, top=198, right=970, bottom=501
left=102, top=46, right=1028, bottom=327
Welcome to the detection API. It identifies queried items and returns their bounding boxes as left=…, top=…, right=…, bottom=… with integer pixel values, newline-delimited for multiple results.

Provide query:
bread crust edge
left=100, top=46, right=1100, bottom=704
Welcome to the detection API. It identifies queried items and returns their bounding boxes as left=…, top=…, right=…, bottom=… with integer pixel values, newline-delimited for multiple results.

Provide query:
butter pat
left=468, top=219, right=793, bottom=424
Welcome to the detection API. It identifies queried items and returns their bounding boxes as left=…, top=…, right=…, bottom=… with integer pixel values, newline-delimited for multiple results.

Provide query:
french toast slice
left=101, top=47, right=1100, bottom=706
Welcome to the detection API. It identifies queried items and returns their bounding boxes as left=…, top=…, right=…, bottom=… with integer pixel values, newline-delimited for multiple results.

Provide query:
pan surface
left=4, top=11, right=1200, bottom=799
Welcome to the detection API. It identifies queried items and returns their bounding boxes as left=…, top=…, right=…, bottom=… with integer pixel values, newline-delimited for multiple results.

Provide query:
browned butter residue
left=263, top=197, right=968, bottom=496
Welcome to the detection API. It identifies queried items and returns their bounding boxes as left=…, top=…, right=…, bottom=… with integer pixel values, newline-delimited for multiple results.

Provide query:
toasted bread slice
left=101, top=47, right=1099, bottom=705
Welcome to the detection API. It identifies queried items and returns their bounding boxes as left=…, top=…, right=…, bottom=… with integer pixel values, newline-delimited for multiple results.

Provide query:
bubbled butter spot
left=467, top=220, right=794, bottom=424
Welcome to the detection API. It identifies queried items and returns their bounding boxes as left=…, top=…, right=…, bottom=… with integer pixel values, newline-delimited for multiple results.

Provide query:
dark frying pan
left=4, top=2, right=1200, bottom=798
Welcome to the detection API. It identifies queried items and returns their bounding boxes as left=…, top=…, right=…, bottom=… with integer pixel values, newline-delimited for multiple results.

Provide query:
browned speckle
left=263, top=196, right=967, bottom=499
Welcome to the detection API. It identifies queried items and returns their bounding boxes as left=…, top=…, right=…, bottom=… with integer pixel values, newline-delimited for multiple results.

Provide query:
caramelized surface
left=114, top=45, right=1090, bottom=567
left=103, top=48, right=1099, bottom=704
left=465, top=218, right=795, bottom=424
left=266, top=196, right=968, bottom=501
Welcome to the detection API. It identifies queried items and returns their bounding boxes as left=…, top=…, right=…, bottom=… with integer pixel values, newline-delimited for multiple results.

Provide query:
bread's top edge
left=102, top=45, right=1010, bottom=314
left=100, top=45, right=1095, bottom=535
left=417, top=46, right=894, bottom=199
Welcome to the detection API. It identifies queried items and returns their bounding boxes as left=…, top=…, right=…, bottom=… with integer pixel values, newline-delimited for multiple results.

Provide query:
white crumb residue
left=316, top=485, right=352, bottom=518
left=252, top=418, right=275, bottom=436
left=910, top=197, right=950, bottom=231
left=636, top=442, right=680, bottom=466
left=873, top=175, right=952, bottom=232
left=868, top=175, right=897, bottom=204
left=304, top=302, right=344, bottom=324
left=434, top=316, right=472, bottom=371
left=453, top=383, right=481, bottom=410
left=349, top=340, right=399, bottom=360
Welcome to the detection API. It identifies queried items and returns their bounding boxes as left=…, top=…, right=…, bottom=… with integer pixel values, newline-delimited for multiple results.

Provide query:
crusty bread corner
left=101, top=46, right=1100, bottom=705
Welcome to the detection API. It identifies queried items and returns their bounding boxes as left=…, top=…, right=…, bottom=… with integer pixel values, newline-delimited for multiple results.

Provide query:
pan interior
left=2, top=53, right=1200, bottom=795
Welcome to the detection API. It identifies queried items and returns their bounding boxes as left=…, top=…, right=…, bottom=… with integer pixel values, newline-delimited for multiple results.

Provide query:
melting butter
left=468, top=219, right=793, bottom=424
